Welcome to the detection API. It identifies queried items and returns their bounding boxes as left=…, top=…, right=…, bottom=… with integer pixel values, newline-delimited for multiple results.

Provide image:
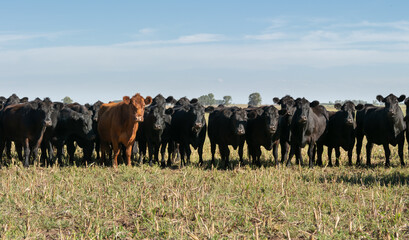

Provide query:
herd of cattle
left=0, top=93, right=408, bottom=169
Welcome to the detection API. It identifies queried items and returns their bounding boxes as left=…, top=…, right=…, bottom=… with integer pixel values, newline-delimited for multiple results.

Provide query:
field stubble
left=0, top=106, right=409, bottom=239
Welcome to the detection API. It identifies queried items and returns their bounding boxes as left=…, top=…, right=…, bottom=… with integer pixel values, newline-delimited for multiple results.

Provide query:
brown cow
left=98, top=93, right=152, bottom=167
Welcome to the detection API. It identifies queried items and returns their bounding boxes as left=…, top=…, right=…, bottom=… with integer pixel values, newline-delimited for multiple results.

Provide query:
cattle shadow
left=302, top=169, right=409, bottom=187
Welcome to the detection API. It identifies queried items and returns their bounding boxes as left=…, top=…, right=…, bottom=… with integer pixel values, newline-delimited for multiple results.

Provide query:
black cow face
left=274, top=95, right=296, bottom=122
left=39, top=98, right=54, bottom=127
left=70, top=109, right=95, bottom=141
left=377, top=94, right=405, bottom=119
left=294, top=98, right=319, bottom=125
left=341, top=101, right=356, bottom=126
left=262, top=106, right=279, bottom=134
left=223, top=108, right=248, bottom=136
left=189, top=103, right=206, bottom=133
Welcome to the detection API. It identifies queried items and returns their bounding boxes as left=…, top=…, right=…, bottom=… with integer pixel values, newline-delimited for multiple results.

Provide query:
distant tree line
left=198, top=94, right=232, bottom=106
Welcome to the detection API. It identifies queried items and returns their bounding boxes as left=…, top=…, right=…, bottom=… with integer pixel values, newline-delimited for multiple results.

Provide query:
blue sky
left=1, top=1, right=409, bottom=104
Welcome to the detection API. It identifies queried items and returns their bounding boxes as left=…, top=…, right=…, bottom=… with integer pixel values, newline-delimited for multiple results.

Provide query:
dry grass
left=0, top=106, right=408, bottom=239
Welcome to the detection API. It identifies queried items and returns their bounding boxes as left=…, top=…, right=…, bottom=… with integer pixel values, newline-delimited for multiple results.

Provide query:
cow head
left=189, top=102, right=206, bottom=133
left=223, top=108, right=250, bottom=136
left=376, top=94, right=405, bottom=119
left=38, top=98, right=54, bottom=127
left=125, top=94, right=152, bottom=122
left=336, top=101, right=356, bottom=127
left=294, top=98, right=319, bottom=125
left=274, top=95, right=296, bottom=121
left=262, top=106, right=280, bottom=134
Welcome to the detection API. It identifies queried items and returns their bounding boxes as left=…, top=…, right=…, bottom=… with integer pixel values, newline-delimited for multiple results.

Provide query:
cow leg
left=347, top=146, right=353, bottom=166
left=308, top=144, right=314, bottom=168
left=365, top=142, right=373, bottom=166
left=286, top=146, right=294, bottom=166
left=66, top=140, right=76, bottom=166
left=0, top=139, right=5, bottom=167
left=125, top=144, right=133, bottom=166
left=15, top=142, right=24, bottom=162
left=316, top=144, right=323, bottom=167
left=297, top=147, right=303, bottom=166
left=356, top=134, right=364, bottom=166
left=100, top=141, right=109, bottom=166
left=238, top=143, right=245, bottom=165
left=280, top=141, right=289, bottom=164
left=23, top=139, right=30, bottom=167
left=272, top=143, right=279, bottom=166
left=198, top=144, right=204, bottom=166
left=154, top=144, right=160, bottom=167
left=335, top=147, right=341, bottom=167
left=255, top=146, right=261, bottom=167
left=160, top=142, right=167, bottom=167
left=327, top=146, right=333, bottom=167
left=6, top=141, right=12, bottom=160
left=398, top=139, right=405, bottom=166
left=112, top=142, right=120, bottom=168
left=167, top=141, right=174, bottom=167
left=148, top=142, right=154, bottom=167
left=185, top=145, right=192, bottom=165
left=224, top=146, right=231, bottom=169
left=383, top=144, right=391, bottom=168
left=211, top=141, right=216, bottom=166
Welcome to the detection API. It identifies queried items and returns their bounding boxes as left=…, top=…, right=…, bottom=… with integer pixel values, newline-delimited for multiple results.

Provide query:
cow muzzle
left=154, top=124, right=162, bottom=130
left=135, top=116, right=144, bottom=122
left=192, top=123, right=203, bottom=132
left=346, top=119, right=354, bottom=126
left=387, top=111, right=395, bottom=118
left=299, top=116, right=307, bottom=123
left=269, top=126, right=277, bottom=134
left=44, top=119, right=52, bottom=127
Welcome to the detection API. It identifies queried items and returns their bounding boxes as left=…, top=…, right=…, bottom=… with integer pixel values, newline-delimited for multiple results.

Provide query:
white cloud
left=138, top=28, right=156, bottom=35
left=0, top=32, right=67, bottom=43
left=244, top=33, right=286, bottom=40
left=115, top=33, right=225, bottom=47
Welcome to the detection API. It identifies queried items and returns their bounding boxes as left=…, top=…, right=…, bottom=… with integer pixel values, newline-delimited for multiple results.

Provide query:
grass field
left=0, top=105, right=408, bottom=239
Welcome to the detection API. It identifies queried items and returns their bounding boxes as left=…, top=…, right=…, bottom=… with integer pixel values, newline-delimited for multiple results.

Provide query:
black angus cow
left=287, top=98, right=328, bottom=168
left=208, top=106, right=253, bottom=169
left=245, top=105, right=281, bottom=166
left=170, top=98, right=212, bottom=166
left=86, top=100, right=104, bottom=162
left=136, top=94, right=174, bottom=167
left=356, top=94, right=406, bottom=167
left=40, top=102, right=65, bottom=166
left=0, top=98, right=53, bottom=167
left=55, top=103, right=95, bottom=166
left=321, top=101, right=361, bottom=166
left=273, top=95, right=297, bottom=164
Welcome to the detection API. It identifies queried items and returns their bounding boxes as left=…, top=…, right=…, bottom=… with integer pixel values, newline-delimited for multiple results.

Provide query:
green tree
left=198, top=93, right=216, bottom=105
left=222, top=96, right=232, bottom=105
left=62, top=96, right=73, bottom=104
left=248, top=92, right=261, bottom=106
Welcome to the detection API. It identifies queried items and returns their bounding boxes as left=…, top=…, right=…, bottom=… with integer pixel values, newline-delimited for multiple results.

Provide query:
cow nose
left=194, top=123, right=203, bottom=129
left=237, top=129, right=245, bottom=135
left=269, top=126, right=276, bottom=133
left=299, top=116, right=307, bottom=123
left=388, top=110, right=395, bottom=117
left=346, top=119, right=354, bottom=125
left=135, top=116, right=144, bottom=122
left=44, top=119, right=52, bottom=127
left=154, top=124, right=162, bottom=130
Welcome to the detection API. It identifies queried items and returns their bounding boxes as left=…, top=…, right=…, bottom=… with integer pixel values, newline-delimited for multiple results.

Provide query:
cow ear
left=257, top=107, right=265, bottom=116
left=205, top=106, right=215, bottom=113
left=247, top=111, right=258, bottom=119
left=165, top=108, right=174, bottom=115
left=355, top=104, right=364, bottom=110
left=334, top=103, right=342, bottom=110
left=398, top=95, right=406, bottom=102
left=166, top=96, right=175, bottom=104
left=190, top=98, right=198, bottom=104
left=85, top=103, right=91, bottom=109
left=273, top=97, right=280, bottom=104
left=376, top=95, right=384, bottom=102
left=20, top=97, right=29, bottom=103
left=405, top=98, right=409, bottom=106
left=310, top=101, right=320, bottom=108
left=123, top=96, right=131, bottom=104
left=278, top=109, right=287, bottom=115
left=144, top=96, right=152, bottom=105
left=223, top=109, right=233, bottom=118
